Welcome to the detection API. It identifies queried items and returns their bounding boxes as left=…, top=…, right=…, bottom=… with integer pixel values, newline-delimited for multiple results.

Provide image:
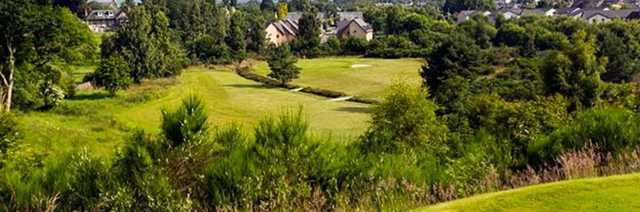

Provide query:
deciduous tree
left=94, top=55, right=132, bottom=96
left=0, top=1, right=95, bottom=111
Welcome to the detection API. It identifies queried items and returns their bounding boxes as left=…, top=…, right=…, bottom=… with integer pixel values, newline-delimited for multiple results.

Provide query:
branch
left=0, top=72, right=8, bottom=88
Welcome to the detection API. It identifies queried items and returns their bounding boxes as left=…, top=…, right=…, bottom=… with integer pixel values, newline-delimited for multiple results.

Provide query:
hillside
left=418, top=174, right=640, bottom=212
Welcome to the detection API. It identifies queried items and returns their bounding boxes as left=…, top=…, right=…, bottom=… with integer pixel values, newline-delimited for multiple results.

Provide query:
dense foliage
left=92, top=55, right=131, bottom=96
left=0, top=0, right=96, bottom=111
left=101, top=4, right=187, bottom=83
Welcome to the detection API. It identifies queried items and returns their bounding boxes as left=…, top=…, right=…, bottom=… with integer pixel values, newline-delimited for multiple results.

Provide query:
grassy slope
left=17, top=66, right=371, bottom=158
left=418, top=174, right=640, bottom=212
left=252, top=57, right=424, bottom=100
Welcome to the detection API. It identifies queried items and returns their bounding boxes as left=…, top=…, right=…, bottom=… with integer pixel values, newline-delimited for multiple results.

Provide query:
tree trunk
left=4, top=45, right=15, bottom=112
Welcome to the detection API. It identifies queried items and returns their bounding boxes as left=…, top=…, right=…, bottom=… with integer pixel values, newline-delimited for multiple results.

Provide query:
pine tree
left=295, top=8, right=321, bottom=56
left=226, top=11, right=248, bottom=61
left=267, top=44, right=300, bottom=85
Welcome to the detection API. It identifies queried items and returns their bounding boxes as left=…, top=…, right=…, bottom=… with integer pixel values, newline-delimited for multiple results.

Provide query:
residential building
left=265, top=19, right=299, bottom=46
left=457, top=7, right=640, bottom=24
left=85, top=9, right=127, bottom=32
left=336, top=18, right=374, bottom=41
left=265, top=12, right=374, bottom=45
left=581, top=9, right=636, bottom=23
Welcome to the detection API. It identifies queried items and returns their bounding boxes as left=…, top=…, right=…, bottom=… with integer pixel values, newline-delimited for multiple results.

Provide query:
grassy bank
left=418, top=173, right=640, bottom=211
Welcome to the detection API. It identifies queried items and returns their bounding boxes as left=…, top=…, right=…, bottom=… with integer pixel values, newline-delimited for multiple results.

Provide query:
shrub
left=203, top=129, right=253, bottom=207
left=342, top=37, right=368, bottom=55
left=530, top=107, right=640, bottom=165
left=58, top=150, right=110, bottom=210
left=361, top=82, right=448, bottom=154
left=109, top=132, right=190, bottom=211
left=320, top=37, right=342, bottom=56
left=161, top=95, right=208, bottom=147
left=0, top=113, right=18, bottom=155
left=93, top=55, right=132, bottom=96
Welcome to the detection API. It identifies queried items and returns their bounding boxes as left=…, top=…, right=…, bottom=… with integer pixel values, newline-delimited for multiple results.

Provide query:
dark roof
left=88, top=0, right=141, bottom=7
left=555, top=7, right=583, bottom=16
left=582, top=9, right=636, bottom=19
left=85, top=9, right=121, bottom=21
left=286, top=12, right=364, bottom=22
left=270, top=19, right=299, bottom=36
left=627, top=11, right=640, bottom=19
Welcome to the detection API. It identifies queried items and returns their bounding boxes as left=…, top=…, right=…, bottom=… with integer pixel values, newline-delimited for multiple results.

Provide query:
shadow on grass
left=70, top=92, right=112, bottom=101
left=334, top=106, right=373, bottom=114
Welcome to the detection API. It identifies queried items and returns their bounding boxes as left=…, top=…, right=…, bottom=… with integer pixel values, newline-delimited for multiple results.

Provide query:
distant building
left=336, top=18, right=374, bottom=41
left=87, top=0, right=140, bottom=8
left=85, top=9, right=127, bottom=32
left=581, top=9, right=636, bottom=23
left=87, top=0, right=119, bottom=9
left=456, top=10, right=492, bottom=23
left=265, top=19, right=299, bottom=46
left=455, top=7, right=640, bottom=24
left=265, top=12, right=374, bottom=45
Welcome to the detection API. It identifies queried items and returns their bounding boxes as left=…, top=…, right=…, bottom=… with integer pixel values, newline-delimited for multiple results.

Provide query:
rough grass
left=252, top=57, right=425, bottom=100
left=417, top=173, right=640, bottom=212
left=68, top=65, right=96, bottom=83
left=16, top=66, right=371, bottom=159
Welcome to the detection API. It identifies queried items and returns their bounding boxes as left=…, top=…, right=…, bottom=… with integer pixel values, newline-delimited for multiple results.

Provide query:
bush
left=365, top=36, right=426, bottom=58
left=530, top=107, right=640, bottom=165
left=58, top=150, right=110, bottom=210
left=203, top=127, right=253, bottom=207
left=319, top=36, right=342, bottom=56
left=0, top=113, right=18, bottom=165
left=342, top=37, right=368, bottom=55
left=93, top=55, right=132, bottom=96
left=361, top=82, right=448, bottom=154
left=161, top=95, right=208, bottom=147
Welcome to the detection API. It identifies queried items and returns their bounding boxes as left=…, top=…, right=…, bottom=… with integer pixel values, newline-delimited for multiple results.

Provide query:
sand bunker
left=351, top=64, right=372, bottom=68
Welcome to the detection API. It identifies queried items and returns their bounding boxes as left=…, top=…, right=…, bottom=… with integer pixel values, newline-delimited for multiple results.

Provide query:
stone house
left=336, top=18, right=374, bottom=41
left=85, top=9, right=127, bottom=32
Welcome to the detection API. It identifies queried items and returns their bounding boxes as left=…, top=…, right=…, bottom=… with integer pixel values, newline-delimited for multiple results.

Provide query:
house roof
left=582, top=9, right=636, bottom=19
left=555, top=7, right=583, bottom=16
left=285, top=12, right=364, bottom=22
left=85, top=9, right=121, bottom=21
left=270, top=18, right=299, bottom=36
left=522, top=8, right=549, bottom=15
left=456, top=10, right=493, bottom=23
left=88, top=0, right=141, bottom=7
left=336, top=18, right=373, bottom=35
